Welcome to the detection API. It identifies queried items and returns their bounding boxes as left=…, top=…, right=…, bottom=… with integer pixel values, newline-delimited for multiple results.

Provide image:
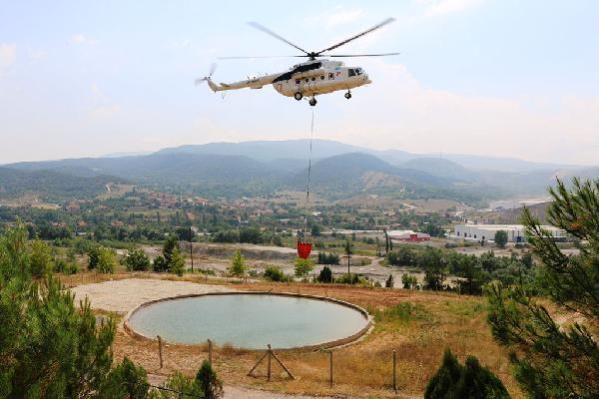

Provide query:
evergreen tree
left=162, top=236, right=178, bottom=266
left=494, top=230, right=508, bottom=248
left=29, top=239, right=53, bottom=278
left=169, top=247, right=186, bottom=276
left=0, top=225, right=118, bottom=398
left=317, top=266, right=333, bottom=283
left=88, top=245, right=100, bottom=270
left=228, top=249, right=247, bottom=277
left=195, top=360, right=223, bottom=399
left=486, top=178, right=599, bottom=398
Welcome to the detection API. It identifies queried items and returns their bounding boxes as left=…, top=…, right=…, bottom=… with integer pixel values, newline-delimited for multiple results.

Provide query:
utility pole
left=189, top=226, right=194, bottom=273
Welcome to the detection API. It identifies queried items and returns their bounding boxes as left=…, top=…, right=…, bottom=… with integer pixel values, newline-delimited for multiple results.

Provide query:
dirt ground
left=73, top=276, right=523, bottom=398
left=72, top=278, right=232, bottom=313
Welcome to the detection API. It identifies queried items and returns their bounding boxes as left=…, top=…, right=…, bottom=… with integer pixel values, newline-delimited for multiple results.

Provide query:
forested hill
left=0, top=167, right=125, bottom=202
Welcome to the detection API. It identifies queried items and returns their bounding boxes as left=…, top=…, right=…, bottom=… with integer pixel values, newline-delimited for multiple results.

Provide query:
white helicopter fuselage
left=206, top=60, right=371, bottom=99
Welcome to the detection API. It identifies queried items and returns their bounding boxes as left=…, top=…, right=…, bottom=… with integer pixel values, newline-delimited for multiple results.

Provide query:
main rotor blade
left=326, top=52, right=400, bottom=58
left=248, top=22, right=310, bottom=55
left=316, top=17, right=396, bottom=55
left=217, top=55, right=306, bottom=60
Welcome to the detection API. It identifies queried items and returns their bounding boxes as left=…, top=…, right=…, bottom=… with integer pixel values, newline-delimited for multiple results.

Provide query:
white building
left=454, top=224, right=566, bottom=243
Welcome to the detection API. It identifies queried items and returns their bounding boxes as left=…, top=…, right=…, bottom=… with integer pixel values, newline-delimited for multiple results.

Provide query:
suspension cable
left=304, top=107, right=315, bottom=231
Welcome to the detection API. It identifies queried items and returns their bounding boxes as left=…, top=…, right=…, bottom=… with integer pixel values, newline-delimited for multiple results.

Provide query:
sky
left=0, top=0, right=598, bottom=165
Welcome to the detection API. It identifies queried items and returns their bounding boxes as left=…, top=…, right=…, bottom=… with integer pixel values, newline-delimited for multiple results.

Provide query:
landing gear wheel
left=309, top=98, right=317, bottom=107
left=294, top=92, right=303, bottom=101
left=345, top=91, right=352, bottom=99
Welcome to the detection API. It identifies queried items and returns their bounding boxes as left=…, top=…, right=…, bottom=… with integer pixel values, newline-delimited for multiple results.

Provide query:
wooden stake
left=208, top=339, right=213, bottom=365
left=267, top=345, right=272, bottom=382
left=393, top=350, right=397, bottom=392
left=157, top=335, right=164, bottom=369
left=247, top=350, right=269, bottom=377
left=270, top=350, right=295, bottom=380
left=329, top=350, right=334, bottom=387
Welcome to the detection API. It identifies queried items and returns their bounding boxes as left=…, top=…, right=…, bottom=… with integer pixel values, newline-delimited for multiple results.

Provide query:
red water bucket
left=297, top=241, right=312, bottom=259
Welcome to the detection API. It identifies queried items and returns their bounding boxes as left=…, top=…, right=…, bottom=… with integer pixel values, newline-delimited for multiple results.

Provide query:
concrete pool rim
left=123, top=291, right=374, bottom=351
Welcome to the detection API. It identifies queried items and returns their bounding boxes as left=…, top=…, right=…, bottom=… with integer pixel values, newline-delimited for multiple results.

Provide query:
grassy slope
left=70, top=273, right=523, bottom=398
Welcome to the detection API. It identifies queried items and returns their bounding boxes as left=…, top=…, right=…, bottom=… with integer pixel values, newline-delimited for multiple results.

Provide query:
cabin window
left=295, top=79, right=300, bottom=84
left=304, top=78, right=309, bottom=83
left=311, top=77, right=316, bottom=81
left=348, top=69, right=356, bottom=77
left=328, top=73, right=334, bottom=79
left=320, top=76, right=325, bottom=80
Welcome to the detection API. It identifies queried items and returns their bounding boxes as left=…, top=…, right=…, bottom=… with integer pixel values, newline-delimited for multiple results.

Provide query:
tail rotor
left=195, top=63, right=217, bottom=86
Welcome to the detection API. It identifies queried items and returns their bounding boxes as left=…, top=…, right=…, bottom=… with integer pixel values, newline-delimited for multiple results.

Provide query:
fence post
left=329, top=350, right=334, bottom=388
left=208, top=339, right=213, bottom=365
left=267, top=344, right=272, bottom=382
left=157, top=335, right=164, bottom=369
left=392, top=349, right=397, bottom=392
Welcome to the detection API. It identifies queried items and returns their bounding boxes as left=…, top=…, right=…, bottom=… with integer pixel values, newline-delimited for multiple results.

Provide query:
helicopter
left=196, top=18, right=399, bottom=106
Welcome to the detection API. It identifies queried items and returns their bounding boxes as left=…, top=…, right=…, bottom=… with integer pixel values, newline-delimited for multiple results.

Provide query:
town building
left=453, top=224, right=566, bottom=243
left=388, top=230, right=431, bottom=242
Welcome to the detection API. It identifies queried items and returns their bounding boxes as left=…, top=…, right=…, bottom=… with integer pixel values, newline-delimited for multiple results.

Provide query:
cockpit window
left=355, top=68, right=363, bottom=75
left=348, top=69, right=356, bottom=77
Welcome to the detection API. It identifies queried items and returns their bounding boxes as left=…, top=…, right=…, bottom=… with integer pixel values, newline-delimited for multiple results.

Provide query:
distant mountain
left=5, top=139, right=599, bottom=204
left=155, top=139, right=584, bottom=173
left=156, top=140, right=364, bottom=162
left=0, top=167, right=125, bottom=201
left=400, top=158, right=475, bottom=181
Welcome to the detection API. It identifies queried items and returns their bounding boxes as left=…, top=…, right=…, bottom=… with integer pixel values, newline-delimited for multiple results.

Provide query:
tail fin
left=206, top=79, right=221, bottom=92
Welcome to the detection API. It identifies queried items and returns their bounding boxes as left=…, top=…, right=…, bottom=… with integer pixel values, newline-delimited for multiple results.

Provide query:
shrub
left=153, top=255, right=168, bottom=273
left=425, top=349, right=510, bottom=398
left=97, top=247, right=116, bottom=274
left=162, top=371, right=203, bottom=398
left=228, top=249, right=247, bottom=277
left=317, top=266, right=333, bottom=283
left=122, top=248, right=150, bottom=271
left=294, top=257, right=314, bottom=277
left=263, top=266, right=288, bottom=282
left=336, top=273, right=362, bottom=285
left=402, top=273, right=418, bottom=289
left=318, top=252, right=340, bottom=265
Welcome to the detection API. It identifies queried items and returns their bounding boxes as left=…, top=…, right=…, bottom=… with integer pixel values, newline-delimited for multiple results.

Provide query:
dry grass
left=101, top=279, right=523, bottom=398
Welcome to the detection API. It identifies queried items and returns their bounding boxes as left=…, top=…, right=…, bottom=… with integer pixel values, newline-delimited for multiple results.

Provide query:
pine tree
left=0, top=226, right=117, bottom=398
left=169, top=247, right=186, bottom=276
left=195, top=360, right=223, bottom=399
left=228, top=249, right=247, bottom=277
left=486, top=178, right=599, bottom=398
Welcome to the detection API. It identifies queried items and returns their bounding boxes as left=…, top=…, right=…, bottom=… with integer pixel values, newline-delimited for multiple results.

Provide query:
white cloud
left=418, top=0, right=483, bottom=17
left=70, top=34, right=97, bottom=45
left=0, top=43, right=16, bottom=73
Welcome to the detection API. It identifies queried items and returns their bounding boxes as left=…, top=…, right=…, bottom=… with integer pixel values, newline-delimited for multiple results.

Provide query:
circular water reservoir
left=126, top=293, right=370, bottom=349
